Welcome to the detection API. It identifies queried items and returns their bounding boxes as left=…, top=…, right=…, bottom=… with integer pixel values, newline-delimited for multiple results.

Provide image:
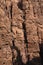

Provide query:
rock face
left=0, top=0, right=43, bottom=65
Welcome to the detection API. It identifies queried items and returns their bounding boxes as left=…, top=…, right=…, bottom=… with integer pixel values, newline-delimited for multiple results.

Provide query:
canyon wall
left=0, top=0, right=43, bottom=65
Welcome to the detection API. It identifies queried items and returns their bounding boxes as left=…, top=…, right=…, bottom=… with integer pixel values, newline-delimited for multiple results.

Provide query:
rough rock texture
left=0, top=0, right=43, bottom=65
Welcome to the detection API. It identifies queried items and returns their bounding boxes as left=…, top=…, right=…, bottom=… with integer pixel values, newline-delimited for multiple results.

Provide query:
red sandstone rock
left=0, top=0, right=43, bottom=65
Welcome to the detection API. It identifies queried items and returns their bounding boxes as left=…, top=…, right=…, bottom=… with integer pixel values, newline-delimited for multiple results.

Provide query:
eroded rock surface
left=0, top=0, right=43, bottom=65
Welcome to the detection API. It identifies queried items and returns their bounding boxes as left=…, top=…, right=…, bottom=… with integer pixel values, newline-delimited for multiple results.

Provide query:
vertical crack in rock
left=10, top=3, right=12, bottom=32
left=17, top=0, right=29, bottom=63
left=10, top=39, right=15, bottom=65
left=10, top=39, right=17, bottom=65
left=10, top=3, right=12, bottom=19
left=14, top=0, right=28, bottom=65
left=39, top=0, right=43, bottom=15
left=22, top=22, right=28, bottom=50
left=22, top=14, right=29, bottom=65
left=11, top=21, right=12, bottom=32
left=9, top=3, right=14, bottom=65
left=16, top=0, right=29, bottom=64
left=11, top=39, right=24, bottom=65
left=10, top=1, right=24, bottom=65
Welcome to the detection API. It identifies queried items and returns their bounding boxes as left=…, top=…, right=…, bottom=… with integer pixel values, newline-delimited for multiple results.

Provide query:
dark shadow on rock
left=15, top=56, right=41, bottom=65
left=29, top=57, right=41, bottom=65
left=11, top=39, right=43, bottom=65
left=17, top=0, right=23, bottom=10
left=39, top=43, right=43, bottom=65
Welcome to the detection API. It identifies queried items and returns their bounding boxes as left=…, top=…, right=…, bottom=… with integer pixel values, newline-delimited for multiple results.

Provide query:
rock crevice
left=0, top=0, right=43, bottom=65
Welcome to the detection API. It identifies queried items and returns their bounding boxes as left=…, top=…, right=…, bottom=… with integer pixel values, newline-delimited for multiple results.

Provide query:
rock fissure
left=0, top=0, right=43, bottom=65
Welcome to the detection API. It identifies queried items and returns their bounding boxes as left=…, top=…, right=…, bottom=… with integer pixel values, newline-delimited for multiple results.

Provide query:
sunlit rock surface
left=0, top=0, right=43, bottom=65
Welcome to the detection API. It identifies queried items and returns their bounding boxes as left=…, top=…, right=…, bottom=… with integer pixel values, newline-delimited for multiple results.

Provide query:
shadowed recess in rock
left=39, top=43, right=43, bottom=65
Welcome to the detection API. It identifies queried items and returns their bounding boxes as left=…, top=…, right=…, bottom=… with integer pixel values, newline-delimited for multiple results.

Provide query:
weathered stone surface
left=0, top=0, right=43, bottom=65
